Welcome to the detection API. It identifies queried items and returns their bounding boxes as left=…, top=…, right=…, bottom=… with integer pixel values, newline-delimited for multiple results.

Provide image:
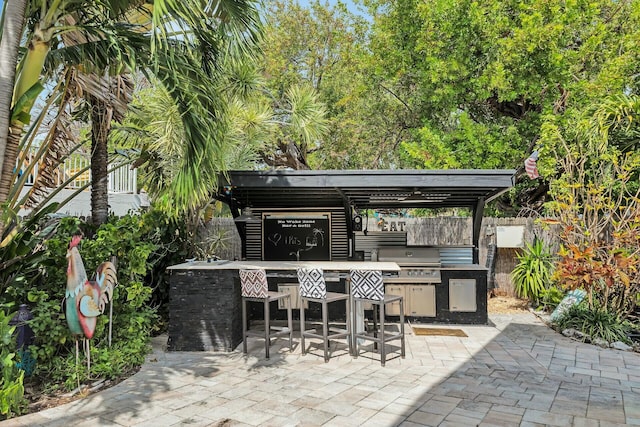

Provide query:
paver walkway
left=2, top=313, right=640, bottom=426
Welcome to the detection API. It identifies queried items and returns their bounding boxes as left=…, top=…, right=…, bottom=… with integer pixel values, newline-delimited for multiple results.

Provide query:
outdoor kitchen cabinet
left=384, top=270, right=487, bottom=324
left=384, top=284, right=405, bottom=316
left=406, top=285, right=437, bottom=317
left=439, top=267, right=488, bottom=324
left=384, top=284, right=437, bottom=317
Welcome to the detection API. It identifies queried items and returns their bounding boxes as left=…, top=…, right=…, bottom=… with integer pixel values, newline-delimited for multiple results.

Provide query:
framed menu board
left=263, top=213, right=331, bottom=261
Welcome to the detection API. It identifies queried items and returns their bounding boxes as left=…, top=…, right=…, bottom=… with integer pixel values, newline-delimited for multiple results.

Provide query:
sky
left=0, top=1, right=368, bottom=21
left=297, top=0, right=369, bottom=18
left=0, top=1, right=370, bottom=36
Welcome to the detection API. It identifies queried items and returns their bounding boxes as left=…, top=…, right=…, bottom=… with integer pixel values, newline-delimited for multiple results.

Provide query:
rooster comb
left=69, top=235, right=83, bottom=249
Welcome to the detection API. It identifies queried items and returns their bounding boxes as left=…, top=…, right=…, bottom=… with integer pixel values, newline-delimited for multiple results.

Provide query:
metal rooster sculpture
left=65, top=235, right=117, bottom=370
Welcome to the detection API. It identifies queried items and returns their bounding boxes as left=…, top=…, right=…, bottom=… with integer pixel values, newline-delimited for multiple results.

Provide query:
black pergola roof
left=219, top=169, right=516, bottom=211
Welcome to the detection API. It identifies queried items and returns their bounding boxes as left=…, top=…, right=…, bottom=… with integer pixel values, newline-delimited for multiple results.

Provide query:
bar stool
left=350, top=269, right=405, bottom=366
left=297, top=267, right=352, bottom=362
left=239, top=269, right=293, bottom=359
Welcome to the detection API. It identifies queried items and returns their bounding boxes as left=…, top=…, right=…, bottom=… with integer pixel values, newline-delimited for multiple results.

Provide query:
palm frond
left=45, top=24, right=150, bottom=76
left=589, top=93, right=640, bottom=153
left=20, top=76, right=85, bottom=208
left=285, top=84, right=329, bottom=144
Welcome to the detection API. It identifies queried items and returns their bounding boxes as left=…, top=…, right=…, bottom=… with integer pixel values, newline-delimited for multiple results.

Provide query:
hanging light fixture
left=234, top=206, right=259, bottom=223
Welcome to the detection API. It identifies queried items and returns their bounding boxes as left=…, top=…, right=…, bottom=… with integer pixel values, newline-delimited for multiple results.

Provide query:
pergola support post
left=472, top=197, right=485, bottom=264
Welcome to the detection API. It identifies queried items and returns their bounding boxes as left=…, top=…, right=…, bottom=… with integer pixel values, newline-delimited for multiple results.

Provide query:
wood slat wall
left=244, top=208, right=349, bottom=261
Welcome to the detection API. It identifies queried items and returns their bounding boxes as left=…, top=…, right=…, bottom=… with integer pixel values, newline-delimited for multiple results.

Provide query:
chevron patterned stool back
left=297, top=268, right=327, bottom=299
left=350, top=270, right=384, bottom=301
left=239, top=269, right=269, bottom=298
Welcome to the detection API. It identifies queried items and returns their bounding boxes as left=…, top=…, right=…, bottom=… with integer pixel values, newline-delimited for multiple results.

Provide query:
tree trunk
left=0, top=0, right=28, bottom=238
left=89, top=95, right=111, bottom=226
left=0, top=0, right=27, bottom=182
left=0, top=123, right=22, bottom=209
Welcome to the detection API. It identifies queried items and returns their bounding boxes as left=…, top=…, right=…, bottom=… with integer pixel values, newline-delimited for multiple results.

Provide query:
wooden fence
left=204, top=217, right=560, bottom=296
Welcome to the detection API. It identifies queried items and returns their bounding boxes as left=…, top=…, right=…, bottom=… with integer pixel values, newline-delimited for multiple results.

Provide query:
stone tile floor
left=2, top=313, right=639, bottom=426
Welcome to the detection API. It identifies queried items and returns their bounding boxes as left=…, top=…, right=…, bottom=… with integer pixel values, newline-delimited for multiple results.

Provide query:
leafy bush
left=0, top=310, right=26, bottom=419
left=538, top=286, right=565, bottom=312
left=0, top=209, right=185, bottom=392
left=549, top=149, right=640, bottom=319
left=0, top=204, right=59, bottom=307
left=511, top=238, right=555, bottom=304
left=554, top=302, right=632, bottom=344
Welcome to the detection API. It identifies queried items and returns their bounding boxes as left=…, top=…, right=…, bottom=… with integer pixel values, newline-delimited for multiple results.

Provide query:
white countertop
left=167, top=260, right=401, bottom=272
left=440, top=264, right=488, bottom=271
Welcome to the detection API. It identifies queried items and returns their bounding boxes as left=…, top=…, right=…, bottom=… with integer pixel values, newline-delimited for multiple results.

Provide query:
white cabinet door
left=407, top=285, right=436, bottom=317
left=449, top=279, right=476, bottom=312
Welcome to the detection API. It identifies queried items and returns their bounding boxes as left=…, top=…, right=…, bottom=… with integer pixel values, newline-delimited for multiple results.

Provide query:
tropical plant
left=0, top=204, right=60, bottom=294
left=511, top=237, right=554, bottom=304
left=554, top=302, right=632, bottom=345
left=258, top=84, right=329, bottom=170
left=538, top=286, right=565, bottom=312
left=0, top=0, right=28, bottom=189
left=0, top=0, right=262, bottom=235
left=548, top=136, right=640, bottom=319
left=0, top=310, right=26, bottom=419
left=261, top=1, right=364, bottom=169
left=0, top=210, right=189, bottom=391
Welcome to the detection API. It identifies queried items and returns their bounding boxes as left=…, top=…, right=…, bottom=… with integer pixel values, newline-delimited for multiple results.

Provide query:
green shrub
left=554, top=303, right=632, bottom=344
left=511, top=238, right=555, bottom=304
left=34, top=214, right=160, bottom=386
left=0, top=209, right=190, bottom=393
left=538, top=286, right=565, bottom=312
left=0, top=311, right=26, bottom=419
left=0, top=204, right=59, bottom=307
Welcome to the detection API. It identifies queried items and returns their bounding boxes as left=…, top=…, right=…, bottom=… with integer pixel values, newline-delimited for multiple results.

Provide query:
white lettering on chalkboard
left=277, top=219, right=315, bottom=228
left=285, top=235, right=301, bottom=245
left=268, top=233, right=282, bottom=246
left=264, top=215, right=331, bottom=261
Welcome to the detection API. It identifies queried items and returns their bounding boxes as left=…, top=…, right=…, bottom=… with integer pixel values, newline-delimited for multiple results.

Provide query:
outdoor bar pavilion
left=167, top=169, right=515, bottom=352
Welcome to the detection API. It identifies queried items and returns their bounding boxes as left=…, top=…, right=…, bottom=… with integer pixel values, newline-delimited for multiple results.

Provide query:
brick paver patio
left=2, top=313, right=639, bottom=426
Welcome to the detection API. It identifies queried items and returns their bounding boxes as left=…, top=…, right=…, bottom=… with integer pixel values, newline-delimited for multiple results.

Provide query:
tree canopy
left=260, top=0, right=640, bottom=213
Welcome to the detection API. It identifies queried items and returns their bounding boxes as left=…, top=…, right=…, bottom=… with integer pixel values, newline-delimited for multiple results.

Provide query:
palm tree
left=0, top=0, right=261, bottom=234
left=262, top=84, right=328, bottom=170
left=0, top=0, right=28, bottom=194
left=87, top=75, right=133, bottom=225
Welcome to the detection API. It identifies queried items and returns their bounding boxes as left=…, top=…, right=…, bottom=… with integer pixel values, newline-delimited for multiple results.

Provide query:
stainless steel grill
left=378, top=246, right=441, bottom=283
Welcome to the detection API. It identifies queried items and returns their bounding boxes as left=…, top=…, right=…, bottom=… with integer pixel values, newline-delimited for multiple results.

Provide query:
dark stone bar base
left=167, top=263, right=487, bottom=351
left=168, top=269, right=242, bottom=351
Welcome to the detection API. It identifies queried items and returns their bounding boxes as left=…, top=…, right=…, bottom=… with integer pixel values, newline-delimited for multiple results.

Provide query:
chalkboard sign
left=263, top=214, right=331, bottom=261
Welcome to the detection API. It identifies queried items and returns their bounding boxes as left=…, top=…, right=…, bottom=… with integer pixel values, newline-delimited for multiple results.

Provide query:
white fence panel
left=18, top=148, right=136, bottom=193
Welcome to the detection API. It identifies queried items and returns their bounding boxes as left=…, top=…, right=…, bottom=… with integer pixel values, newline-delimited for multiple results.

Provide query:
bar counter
left=166, top=260, right=400, bottom=352
left=167, top=260, right=401, bottom=272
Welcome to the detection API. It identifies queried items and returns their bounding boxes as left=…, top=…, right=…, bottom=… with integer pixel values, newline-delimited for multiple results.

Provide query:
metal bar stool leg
left=373, top=305, right=378, bottom=351
left=352, top=298, right=359, bottom=358
left=400, top=298, right=406, bottom=358
left=242, top=298, right=248, bottom=354
left=264, top=299, right=270, bottom=359
left=380, top=302, right=386, bottom=366
left=287, top=296, right=293, bottom=350
left=346, top=294, right=353, bottom=356
left=322, top=300, right=329, bottom=362
left=300, top=298, right=306, bottom=356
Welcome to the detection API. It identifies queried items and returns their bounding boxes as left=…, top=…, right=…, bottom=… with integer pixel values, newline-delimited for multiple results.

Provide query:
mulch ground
left=487, top=295, right=530, bottom=314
